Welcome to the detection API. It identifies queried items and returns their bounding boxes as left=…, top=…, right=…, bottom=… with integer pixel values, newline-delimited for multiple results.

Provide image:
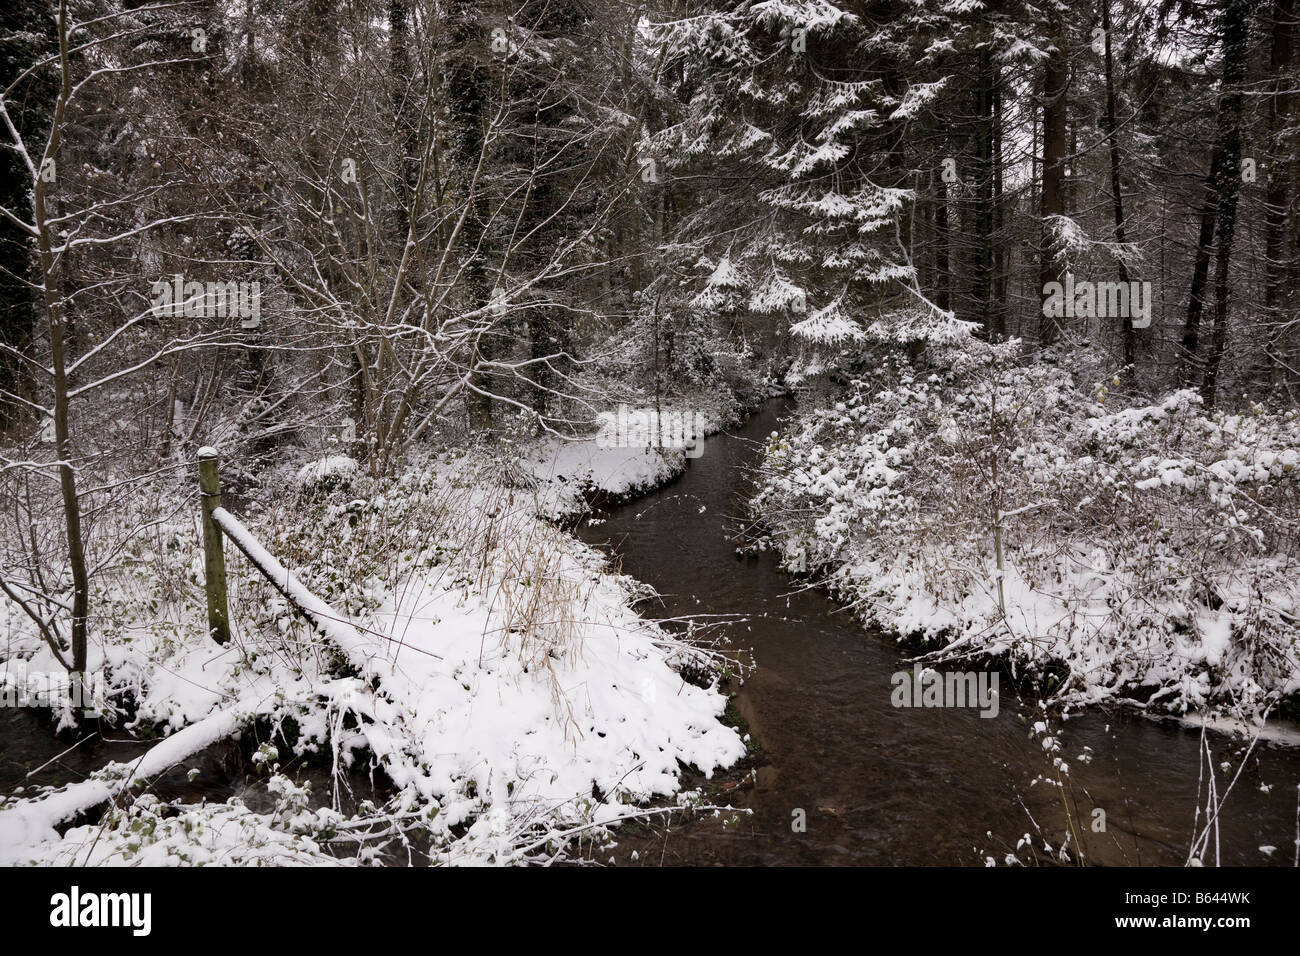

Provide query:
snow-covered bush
left=294, top=455, right=359, bottom=494
left=754, top=342, right=1300, bottom=717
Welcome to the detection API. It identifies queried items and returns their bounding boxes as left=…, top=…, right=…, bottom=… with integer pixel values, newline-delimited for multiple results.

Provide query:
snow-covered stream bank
left=0, top=443, right=745, bottom=865
left=575, top=399, right=1300, bottom=866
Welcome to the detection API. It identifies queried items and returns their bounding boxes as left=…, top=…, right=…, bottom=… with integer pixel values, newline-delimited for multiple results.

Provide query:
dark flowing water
left=577, top=400, right=1300, bottom=866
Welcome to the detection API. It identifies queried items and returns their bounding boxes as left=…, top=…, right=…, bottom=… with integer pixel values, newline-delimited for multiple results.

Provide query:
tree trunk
left=390, top=0, right=418, bottom=205
left=1264, top=0, right=1297, bottom=390
left=1039, top=8, right=1068, bottom=347
left=991, top=58, right=1006, bottom=338
left=1198, top=0, right=1251, bottom=406
left=445, top=0, right=494, bottom=430
left=1100, top=0, right=1135, bottom=369
left=974, top=49, right=995, bottom=335
left=935, top=175, right=951, bottom=312
left=0, top=0, right=56, bottom=436
left=1181, top=148, right=1224, bottom=382
left=34, top=0, right=90, bottom=688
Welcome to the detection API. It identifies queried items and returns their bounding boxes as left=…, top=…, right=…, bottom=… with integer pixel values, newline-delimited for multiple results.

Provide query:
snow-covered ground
left=0, top=447, right=744, bottom=865
left=520, top=398, right=740, bottom=518
left=524, top=438, right=685, bottom=518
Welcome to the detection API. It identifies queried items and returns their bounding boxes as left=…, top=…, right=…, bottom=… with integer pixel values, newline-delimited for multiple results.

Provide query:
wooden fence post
left=198, top=446, right=230, bottom=645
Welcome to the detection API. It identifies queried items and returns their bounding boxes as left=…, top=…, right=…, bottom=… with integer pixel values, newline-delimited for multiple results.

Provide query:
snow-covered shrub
left=294, top=455, right=359, bottom=494
left=754, top=341, right=1300, bottom=717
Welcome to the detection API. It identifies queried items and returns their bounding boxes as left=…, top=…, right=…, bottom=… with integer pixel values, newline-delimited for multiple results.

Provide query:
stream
left=3, top=398, right=1298, bottom=866
left=575, top=399, right=1300, bottom=866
